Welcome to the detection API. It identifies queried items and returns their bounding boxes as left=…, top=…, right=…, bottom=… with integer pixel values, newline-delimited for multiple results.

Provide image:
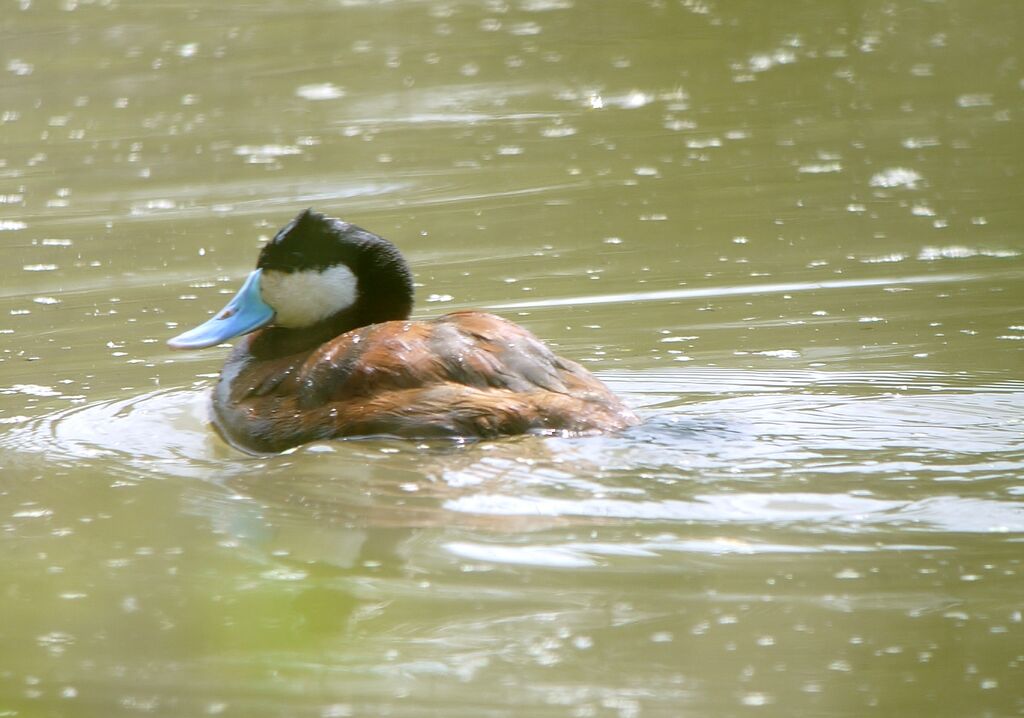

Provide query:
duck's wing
left=297, top=311, right=634, bottom=426
left=297, top=311, right=612, bottom=405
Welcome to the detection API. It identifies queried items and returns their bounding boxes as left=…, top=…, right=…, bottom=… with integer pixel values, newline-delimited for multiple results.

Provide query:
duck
left=168, top=209, right=640, bottom=452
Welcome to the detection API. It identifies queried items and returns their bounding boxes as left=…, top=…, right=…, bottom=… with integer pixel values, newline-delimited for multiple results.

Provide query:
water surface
left=2, top=1, right=1023, bottom=716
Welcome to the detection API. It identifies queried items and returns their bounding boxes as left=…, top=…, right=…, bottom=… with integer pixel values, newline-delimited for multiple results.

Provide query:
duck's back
left=215, top=312, right=638, bottom=451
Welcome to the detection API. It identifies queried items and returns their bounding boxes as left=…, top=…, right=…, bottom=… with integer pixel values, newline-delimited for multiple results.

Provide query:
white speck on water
left=741, top=692, right=774, bottom=706
left=13, top=508, right=54, bottom=518
left=587, top=89, right=652, bottom=109
left=956, top=93, right=993, bottom=108
left=541, top=125, right=576, bottom=138
left=6, top=58, right=34, bottom=76
left=509, top=21, right=542, bottom=35
left=36, top=631, right=74, bottom=655
left=748, top=49, right=797, bottom=72
left=754, top=349, right=800, bottom=359
left=870, top=167, right=923, bottom=189
left=798, top=161, right=842, bottom=174
left=572, top=635, right=593, bottom=649
left=918, top=245, right=1019, bottom=261
left=233, top=145, right=302, bottom=163
left=861, top=253, right=907, bottom=263
left=260, top=568, right=309, bottom=581
left=687, top=137, right=722, bottom=149
left=295, top=83, right=345, bottom=101
left=4, top=384, right=60, bottom=397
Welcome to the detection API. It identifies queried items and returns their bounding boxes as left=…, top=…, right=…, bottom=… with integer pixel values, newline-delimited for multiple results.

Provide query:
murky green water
left=2, top=1, right=1023, bottom=716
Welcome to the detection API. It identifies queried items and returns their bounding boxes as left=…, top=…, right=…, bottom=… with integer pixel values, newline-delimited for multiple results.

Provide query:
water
left=2, top=1, right=1023, bottom=716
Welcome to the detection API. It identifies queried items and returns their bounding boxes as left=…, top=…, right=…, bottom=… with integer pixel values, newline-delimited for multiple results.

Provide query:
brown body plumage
left=215, top=311, right=638, bottom=452
left=169, top=210, right=639, bottom=453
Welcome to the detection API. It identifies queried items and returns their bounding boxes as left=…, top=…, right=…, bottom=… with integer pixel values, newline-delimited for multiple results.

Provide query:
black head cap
left=258, top=208, right=359, bottom=273
left=256, top=209, right=415, bottom=325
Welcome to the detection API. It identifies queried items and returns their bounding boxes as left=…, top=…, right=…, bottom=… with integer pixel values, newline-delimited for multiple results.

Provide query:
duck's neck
left=245, top=315, right=350, bottom=360
left=247, top=293, right=413, bottom=361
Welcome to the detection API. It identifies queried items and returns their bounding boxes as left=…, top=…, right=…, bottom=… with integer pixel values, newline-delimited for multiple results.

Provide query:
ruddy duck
left=168, top=209, right=639, bottom=452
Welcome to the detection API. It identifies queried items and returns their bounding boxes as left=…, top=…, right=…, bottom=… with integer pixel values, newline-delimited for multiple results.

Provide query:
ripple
left=442, top=491, right=1024, bottom=534
left=485, top=272, right=982, bottom=310
left=442, top=491, right=904, bottom=523
left=0, top=386, right=235, bottom=477
left=4, top=368, right=1021, bottom=541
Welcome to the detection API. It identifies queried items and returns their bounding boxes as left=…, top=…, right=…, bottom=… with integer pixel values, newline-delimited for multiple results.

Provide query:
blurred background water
left=1, top=1, right=1022, bottom=716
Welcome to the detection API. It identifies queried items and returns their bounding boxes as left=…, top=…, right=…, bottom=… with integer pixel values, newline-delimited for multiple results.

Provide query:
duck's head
left=168, top=209, right=414, bottom=350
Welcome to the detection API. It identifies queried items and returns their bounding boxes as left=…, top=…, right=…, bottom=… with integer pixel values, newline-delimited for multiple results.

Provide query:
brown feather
left=213, top=312, right=638, bottom=452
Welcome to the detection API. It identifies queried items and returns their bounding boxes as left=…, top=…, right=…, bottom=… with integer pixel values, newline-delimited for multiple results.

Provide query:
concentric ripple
left=0, top=385, right=238, bottom=479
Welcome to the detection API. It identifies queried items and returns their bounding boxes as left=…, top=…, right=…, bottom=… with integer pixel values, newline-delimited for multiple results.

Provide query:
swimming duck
left=168, top=209, right=639, bottom=452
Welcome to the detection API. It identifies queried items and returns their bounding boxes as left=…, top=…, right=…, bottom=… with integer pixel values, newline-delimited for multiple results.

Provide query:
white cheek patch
left=260, top=265, right=358, bottom=328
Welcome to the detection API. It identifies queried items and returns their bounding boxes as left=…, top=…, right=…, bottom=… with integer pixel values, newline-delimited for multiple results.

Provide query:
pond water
left=2, top=1, right=1023, bottom=716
